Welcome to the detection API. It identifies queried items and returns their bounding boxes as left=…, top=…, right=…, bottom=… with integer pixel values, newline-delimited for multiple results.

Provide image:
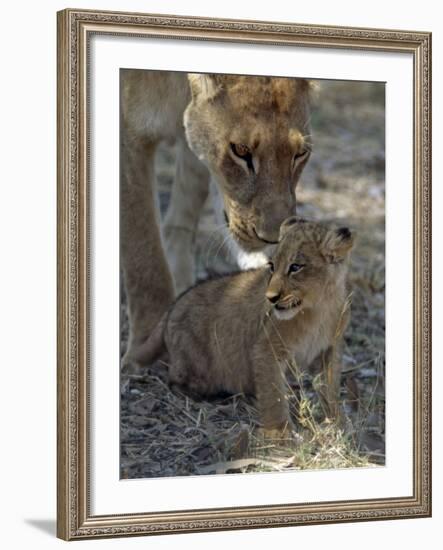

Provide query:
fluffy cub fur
left=133, top=217, right=354, bottom=438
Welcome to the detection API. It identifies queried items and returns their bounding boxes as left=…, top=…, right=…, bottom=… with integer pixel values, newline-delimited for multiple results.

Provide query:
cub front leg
left=121, top=134, right=175, bottom=362
left=163, top=136, right=210, bottom=295
left=252, top=343, right=294, bottom=440
left=315, top=345, right=344, bottom=421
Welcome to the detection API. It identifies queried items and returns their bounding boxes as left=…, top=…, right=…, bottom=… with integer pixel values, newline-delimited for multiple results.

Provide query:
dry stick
left=153, top=391, right=199, bottom=425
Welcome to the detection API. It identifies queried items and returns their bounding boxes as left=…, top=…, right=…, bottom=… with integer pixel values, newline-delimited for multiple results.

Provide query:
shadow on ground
left=24, top=519, right=56, bottom=537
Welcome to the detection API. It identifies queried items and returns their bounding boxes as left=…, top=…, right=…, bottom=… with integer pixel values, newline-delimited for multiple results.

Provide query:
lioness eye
left=230, top=143, right=255, bottom=172
left=288, top=263, right=303, bottom=274
left=268, top=261, right=274, bottom=273
left=292, top=150, right=309, bottom=170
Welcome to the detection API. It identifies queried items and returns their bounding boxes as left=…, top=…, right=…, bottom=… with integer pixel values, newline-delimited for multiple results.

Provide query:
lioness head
left=265, top=217, right=354, bottom=320
left=184, top=74, right=313, bottom=252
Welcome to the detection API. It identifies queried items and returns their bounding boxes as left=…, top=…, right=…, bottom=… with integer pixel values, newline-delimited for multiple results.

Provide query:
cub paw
left=257, top=423, right=302, bottom=446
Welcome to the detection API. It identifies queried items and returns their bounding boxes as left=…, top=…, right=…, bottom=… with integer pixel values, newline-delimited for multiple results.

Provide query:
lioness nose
left=254, top=227, right=279, bottom=245
left=266, top=290, right=280, bottom=304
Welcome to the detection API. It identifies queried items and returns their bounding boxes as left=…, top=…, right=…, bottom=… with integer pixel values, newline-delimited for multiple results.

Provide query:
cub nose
left=266, top=290, right=280, bottom=304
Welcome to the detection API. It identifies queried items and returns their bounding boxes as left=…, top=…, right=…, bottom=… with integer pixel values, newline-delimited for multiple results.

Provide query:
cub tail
left=130, top=312, right=168, bottom=366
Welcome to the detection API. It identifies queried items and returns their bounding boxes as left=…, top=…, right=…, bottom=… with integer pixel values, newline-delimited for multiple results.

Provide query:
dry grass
left=120, top=79, right=385, bottom=479
left=120, top=354, right=380, bottom=478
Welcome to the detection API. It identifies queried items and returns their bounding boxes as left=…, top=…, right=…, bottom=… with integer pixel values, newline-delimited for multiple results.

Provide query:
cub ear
left=300, top=79, right=320, bottom=104
left=188, top=73, right=224, bottom=100
left=321, top=226, right=354, bottom=263
left=279, top=216, right=306, bottom=241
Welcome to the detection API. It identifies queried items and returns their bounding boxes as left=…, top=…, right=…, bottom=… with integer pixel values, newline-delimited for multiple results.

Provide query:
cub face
left=265, top=217, right=354, bottom=321
left=183, top=74, right=312, bottom=252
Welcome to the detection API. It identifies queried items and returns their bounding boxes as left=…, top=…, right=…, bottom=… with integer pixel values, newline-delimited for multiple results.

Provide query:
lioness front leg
left=163, top=136, right=210, bottom=294
left=121, top=134, right=175, bottom=362
left=252, top=345, right=294, bottom=440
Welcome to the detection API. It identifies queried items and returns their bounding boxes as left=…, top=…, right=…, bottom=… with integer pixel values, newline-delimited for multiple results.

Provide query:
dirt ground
left=120, top=79, right=385, bottom=479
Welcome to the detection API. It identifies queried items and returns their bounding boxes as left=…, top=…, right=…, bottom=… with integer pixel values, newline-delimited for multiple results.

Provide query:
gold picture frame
left=57, top=8, right=431, bottom=540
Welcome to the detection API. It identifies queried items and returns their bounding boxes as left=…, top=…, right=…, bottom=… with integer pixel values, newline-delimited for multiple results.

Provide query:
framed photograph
left=57, top=8, right=431, bottom=540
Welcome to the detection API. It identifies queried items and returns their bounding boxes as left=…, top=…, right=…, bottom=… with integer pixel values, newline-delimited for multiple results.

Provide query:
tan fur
left=121, top=70, right=313, bottom=360
left=184, top=74, right=312, bottom=247
left=134, top=218, right=354, bottom=438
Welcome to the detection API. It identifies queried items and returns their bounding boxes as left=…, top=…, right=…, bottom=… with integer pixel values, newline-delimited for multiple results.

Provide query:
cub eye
left=288, top=263, right=304, bottom=274
left=230, top=143, right=254, bottom=172
left=267, top=261, right=274, bottom=273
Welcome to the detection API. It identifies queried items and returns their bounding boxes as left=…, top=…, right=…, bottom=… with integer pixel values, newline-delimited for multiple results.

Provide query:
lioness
left=121, top=71, right=313, bottom=361
left=133, top=217, right=354, bottom=438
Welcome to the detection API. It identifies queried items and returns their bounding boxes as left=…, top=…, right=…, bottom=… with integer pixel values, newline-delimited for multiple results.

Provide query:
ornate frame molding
left=57, top=8, right=431, bottom=540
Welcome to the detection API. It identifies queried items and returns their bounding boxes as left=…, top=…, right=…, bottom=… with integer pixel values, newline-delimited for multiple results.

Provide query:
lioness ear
left=279, top=216, right=306, bottom=240
left=322, top=227, right=354, bottom=263
left=188, top=74, right=223, bottom=100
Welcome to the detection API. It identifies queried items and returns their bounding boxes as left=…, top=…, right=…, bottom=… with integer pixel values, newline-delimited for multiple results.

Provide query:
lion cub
left=134, top=217, right=354, bottom=438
